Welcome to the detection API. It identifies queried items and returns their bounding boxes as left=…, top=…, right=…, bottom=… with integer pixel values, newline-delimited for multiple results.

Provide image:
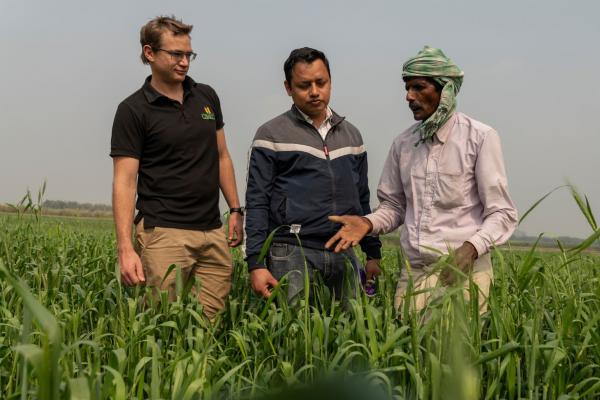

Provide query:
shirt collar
left=142, top=75, right=196, bottom=104
left=434, top=112, right=458, bottom=144
left=296, top=106, right=333, bottom=127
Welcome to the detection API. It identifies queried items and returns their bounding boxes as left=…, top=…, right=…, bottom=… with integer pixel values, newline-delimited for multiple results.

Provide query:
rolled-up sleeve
left=366, top=141, right=407, bottom=235
left=467, top=130, right=518, bottom=256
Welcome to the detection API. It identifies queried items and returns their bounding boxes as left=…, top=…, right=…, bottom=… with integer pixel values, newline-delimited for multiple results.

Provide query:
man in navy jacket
left=245, top=47, right=382, bottom=300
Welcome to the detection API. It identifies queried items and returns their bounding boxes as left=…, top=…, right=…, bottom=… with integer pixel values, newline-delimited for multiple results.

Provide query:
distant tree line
left=510, top=229, right=599, bottom=249
left=381, top=229, right=599, bottom=250
left=42, top=200, right=112, bottom=212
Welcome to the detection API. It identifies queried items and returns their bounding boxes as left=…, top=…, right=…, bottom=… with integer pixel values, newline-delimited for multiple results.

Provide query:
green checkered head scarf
left=402, top=46, right=464, bottom=145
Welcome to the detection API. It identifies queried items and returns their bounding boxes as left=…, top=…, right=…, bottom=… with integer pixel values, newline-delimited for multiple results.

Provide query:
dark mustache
left=409, top=103, right=421, bottom=111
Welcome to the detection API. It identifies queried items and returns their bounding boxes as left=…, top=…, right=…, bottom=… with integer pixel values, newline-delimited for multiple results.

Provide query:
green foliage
left=0, top=200, right=599, bottom=399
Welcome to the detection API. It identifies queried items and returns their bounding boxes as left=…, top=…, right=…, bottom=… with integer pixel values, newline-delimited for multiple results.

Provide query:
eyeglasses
left=153, top=48, right=197, bottom=62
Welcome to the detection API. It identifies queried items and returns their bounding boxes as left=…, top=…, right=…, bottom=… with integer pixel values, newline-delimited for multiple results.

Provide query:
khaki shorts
left=135, top=219, right=233, bottom=320
left=395, top=253, right=493, bottom=314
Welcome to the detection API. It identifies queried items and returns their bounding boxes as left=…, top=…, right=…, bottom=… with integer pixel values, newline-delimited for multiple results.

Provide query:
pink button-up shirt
left=366, top=112, right=517, bottom=267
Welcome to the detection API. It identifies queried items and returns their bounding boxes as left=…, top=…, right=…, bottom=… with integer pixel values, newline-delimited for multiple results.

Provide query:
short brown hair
left=139, top=16, right=193, bottom=64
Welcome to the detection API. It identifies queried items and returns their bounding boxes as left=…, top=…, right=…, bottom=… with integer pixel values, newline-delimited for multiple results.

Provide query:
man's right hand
left=325, top=215, right=373, bottom=253
left=118, top=248, right=145, bottom=286
left=250, top=268, right=279, bottom=298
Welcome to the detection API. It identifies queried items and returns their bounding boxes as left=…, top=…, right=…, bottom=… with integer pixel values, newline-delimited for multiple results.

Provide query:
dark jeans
left=266, top=242, right=363, bottom=302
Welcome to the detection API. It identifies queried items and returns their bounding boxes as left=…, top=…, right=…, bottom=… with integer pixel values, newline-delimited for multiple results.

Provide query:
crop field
left=0, top=200, right=599, bottom=399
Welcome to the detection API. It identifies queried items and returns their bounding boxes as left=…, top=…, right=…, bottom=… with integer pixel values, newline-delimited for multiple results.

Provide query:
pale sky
left=1, top=0, right=598, bottom=238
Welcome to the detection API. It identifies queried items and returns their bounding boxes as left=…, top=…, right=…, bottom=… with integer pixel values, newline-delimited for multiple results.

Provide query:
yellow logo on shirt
left=201, top=106, right=215, bottom=120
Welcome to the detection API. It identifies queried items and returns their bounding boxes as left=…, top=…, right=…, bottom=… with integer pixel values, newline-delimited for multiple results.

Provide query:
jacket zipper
left=302, top=121, right=338, bottom=217
left=296, top=110, right=345, bottom=220
left=324, top=130, right=337, bottom=216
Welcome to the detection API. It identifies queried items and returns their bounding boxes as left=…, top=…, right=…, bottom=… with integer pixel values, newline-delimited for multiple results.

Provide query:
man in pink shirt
left=325, top=46, right=517, bottom=313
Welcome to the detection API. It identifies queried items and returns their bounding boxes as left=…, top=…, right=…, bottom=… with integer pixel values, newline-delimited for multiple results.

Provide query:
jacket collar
left=289, top=104, right=345, bottom=127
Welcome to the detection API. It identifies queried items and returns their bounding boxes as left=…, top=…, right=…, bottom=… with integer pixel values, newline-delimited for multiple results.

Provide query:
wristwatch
left=230, top=207, right=245, bottom=216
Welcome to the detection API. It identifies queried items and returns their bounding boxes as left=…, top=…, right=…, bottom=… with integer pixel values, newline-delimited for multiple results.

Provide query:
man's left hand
left=440, top=241, right=478, bottom=285
left=228, top=212, right=244, bottom=247
left=365, top=259, right=382, bottom=282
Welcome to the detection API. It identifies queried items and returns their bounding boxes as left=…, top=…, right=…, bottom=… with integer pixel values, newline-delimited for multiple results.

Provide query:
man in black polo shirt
left=110, top=16, right=243, bottom=320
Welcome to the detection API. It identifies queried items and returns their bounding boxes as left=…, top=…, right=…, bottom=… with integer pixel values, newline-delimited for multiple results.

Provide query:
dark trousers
left=266, top=242, right=362, bottom=302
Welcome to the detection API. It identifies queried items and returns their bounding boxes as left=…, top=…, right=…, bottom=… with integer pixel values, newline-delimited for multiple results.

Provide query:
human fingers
left=334, top=239, right=352, bottom=253
left=120, top=269, right=132, bottom=286
left=250, top=274, right=261, bottom=294
left=251, top=281, right=262, bottom=295
left=440, top=268, right=453, bottom=286
left=261, top=284, right=272, bottom=298
left=366, top=266, right=378, bottom=281
left=135, top=259, right=146, bottom=284
left=327, top=215, right=344, bottom=224
left=229, top=225, right=243, bottom=247
left=129, top=268, right=141, bottom=286
left=457, top=257, right=474, bottom=273
left=259, top=273, right=278, bottom=297
left=325, top=231, right=342, bottom=249
left=121, top=266, right=136, bottom=286
left=251, top=270, right=272, bottom=297
left=438, top=270, right=447, bottom=286
left=227, top=221, right=235, bottom=242
left=367, top=265, right=382, bottom=281
left=268, top=275, right=279, bottom=287
left=374, top=266, right=382, bottom=278
left=262, top=271, right=277, bottom=298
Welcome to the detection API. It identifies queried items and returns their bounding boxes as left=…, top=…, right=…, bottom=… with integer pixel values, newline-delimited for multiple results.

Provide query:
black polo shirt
left=110, top=76, right=223, bottom=230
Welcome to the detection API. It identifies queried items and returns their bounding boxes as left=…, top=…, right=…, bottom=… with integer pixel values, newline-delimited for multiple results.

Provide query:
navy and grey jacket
left=245, top=106, right=382, bottom=270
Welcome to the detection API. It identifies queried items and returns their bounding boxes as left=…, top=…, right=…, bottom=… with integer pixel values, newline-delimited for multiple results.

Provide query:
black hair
left=284, top=47, right=331, bottom=83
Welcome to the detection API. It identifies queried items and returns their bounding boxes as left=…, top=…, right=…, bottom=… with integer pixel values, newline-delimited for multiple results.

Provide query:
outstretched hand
left=325, top=215, right=373, bottom=253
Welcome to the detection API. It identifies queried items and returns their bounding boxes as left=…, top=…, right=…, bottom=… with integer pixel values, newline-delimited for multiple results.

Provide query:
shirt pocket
left=435, top=169, right=464, bottom=209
